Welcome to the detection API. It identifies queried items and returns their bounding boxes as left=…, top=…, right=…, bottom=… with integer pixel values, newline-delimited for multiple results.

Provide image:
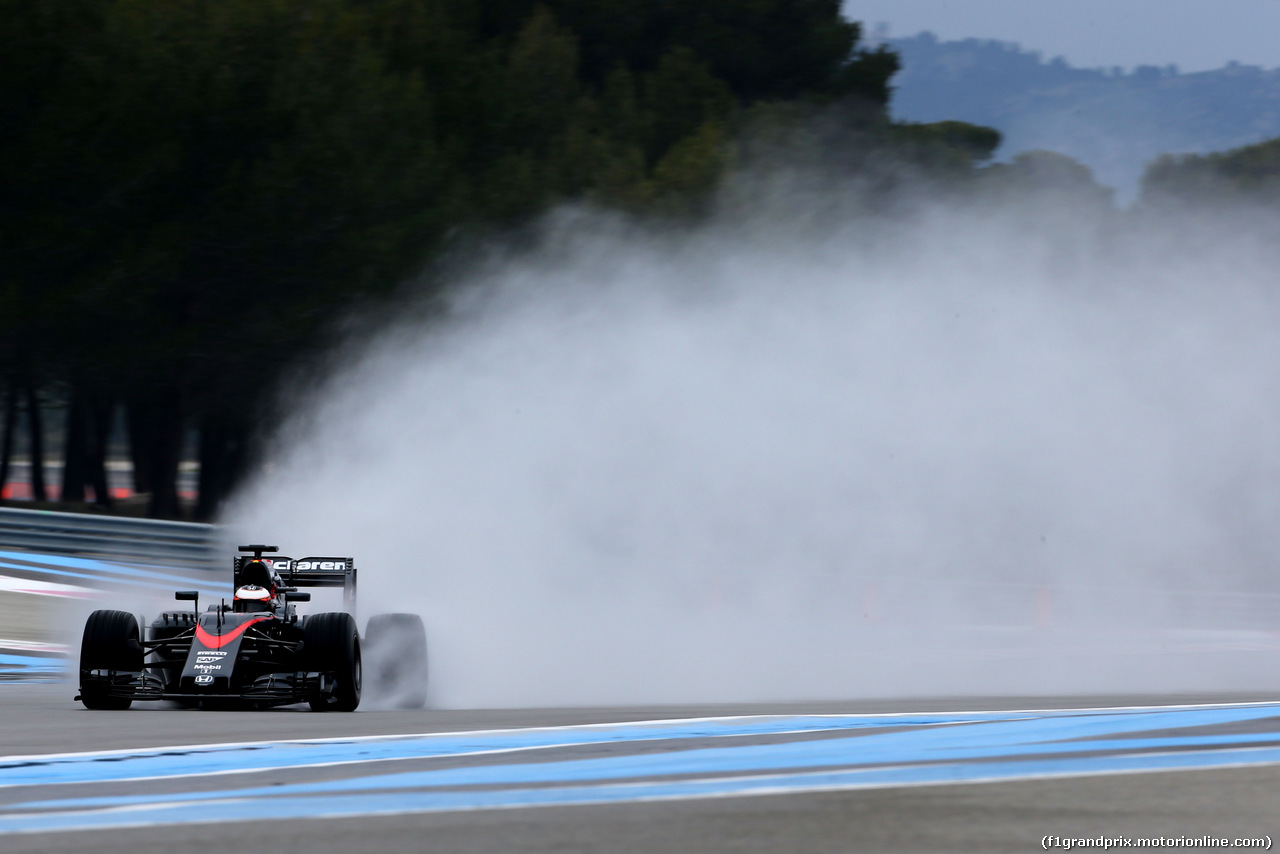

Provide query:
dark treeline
left=8, top=1, right=1270, bottom=520
left=0, top=0, right=906, bottom=517
left=0, top=0, right=926, bottom=518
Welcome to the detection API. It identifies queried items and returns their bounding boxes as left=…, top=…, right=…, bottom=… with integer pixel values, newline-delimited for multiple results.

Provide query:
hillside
left=887, top=32, right=1280, bottom=199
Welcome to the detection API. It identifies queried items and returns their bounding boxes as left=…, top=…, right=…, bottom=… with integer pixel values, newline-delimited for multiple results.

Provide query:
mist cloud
left=222, top=186, right=1280, bottom=708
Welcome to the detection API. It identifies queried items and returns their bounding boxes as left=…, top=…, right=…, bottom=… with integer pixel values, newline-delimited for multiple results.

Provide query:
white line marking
left=0, top=575, right=92, bottom=598
left=0, top=640, right=69, bottom=655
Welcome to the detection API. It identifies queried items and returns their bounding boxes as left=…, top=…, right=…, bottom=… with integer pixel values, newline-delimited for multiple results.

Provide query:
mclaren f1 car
left=76, top=545, right=428, bottom=711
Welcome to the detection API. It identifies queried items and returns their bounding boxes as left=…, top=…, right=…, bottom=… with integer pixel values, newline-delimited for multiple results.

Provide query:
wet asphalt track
left=1, top=684, right=1278, bottom=853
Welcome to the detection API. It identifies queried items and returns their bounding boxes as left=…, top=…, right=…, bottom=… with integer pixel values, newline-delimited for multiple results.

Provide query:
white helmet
left=234, top=584, right=274, bottom=613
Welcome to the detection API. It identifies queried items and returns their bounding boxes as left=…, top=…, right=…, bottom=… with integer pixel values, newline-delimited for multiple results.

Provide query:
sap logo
left=194, top=675, right=214, bottom=685
left=195, top=654, right=226, bottom=664
left=295, top=561, right=343, bottom=571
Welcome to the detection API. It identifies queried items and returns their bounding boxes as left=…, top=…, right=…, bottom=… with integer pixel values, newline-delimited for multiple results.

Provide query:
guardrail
left=0, top=507, right=221, bottom=571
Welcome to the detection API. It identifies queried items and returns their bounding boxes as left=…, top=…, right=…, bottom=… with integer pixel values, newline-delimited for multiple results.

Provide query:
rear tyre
left=304, top=612, right=361, bottom=712
left=364, top=613, right=427, bottom=709
left=79, top=610, right=142, bottom=710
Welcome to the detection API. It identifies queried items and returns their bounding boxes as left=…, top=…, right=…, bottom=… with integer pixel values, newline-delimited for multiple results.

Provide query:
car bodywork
left=77, top=545, right=425, bottom=711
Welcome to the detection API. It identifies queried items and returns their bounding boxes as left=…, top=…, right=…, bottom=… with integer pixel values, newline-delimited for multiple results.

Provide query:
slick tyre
left=79, top=609, right=143, bottom=710
left=364, top=613, right=428, bottom=709
left=304, top=612, right=361, bottom=712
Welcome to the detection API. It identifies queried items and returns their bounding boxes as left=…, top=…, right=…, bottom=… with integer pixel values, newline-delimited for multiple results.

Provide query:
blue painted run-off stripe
left=3, top=703, right=1277, bottom=790
left=11, top=704, right=1280, bottom=807
left=0, top=654, right=63, bottom=676
left=4, top=744, right=1280, bottom=836
left=0, top=703, right=1278, bottom=834
left=0, top=550, right=221, bottom=593
left=0, top=712, right=1022, bottom=787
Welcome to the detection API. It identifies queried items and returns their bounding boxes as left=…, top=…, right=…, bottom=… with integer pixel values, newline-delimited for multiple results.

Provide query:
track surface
left=3, top=547, right=1277, bottom=850
left=1, top=685, right=1277, bottom=853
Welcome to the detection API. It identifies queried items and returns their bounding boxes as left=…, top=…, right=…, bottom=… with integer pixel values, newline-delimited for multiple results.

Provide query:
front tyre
left=304, top=612, right=361, bottom=712
left=79, top=610, right=142, bottom=710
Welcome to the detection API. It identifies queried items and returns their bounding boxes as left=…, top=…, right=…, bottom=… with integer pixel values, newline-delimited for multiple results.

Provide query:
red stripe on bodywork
left=195, top=616, right=272, bottom=649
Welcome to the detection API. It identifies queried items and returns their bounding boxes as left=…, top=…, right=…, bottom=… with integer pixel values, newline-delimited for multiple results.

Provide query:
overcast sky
left=845, top=0, right=1280, bottom=72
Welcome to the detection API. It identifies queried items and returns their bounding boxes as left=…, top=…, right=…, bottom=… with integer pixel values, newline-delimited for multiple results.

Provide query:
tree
left=0, top=0, right=924, bottom=518
left=1141, top=137, right=1280, bottom=207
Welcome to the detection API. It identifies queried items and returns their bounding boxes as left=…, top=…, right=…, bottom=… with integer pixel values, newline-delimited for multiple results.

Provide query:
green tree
left=1141, top=137, right=1280, bottom=206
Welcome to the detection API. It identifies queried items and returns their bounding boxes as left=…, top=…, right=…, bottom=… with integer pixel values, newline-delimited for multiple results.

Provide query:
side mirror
left=175, top=591, right=199, bottom=601
left=288, top=591, right=311, bottom=602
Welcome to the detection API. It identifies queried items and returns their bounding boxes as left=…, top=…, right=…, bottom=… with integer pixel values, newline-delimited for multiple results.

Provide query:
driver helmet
left=234, top=584, right=274, bottom=613
left=240, top=558, right=278, bottom=591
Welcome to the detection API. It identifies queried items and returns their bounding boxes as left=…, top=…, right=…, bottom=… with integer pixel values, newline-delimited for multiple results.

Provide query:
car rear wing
left=235, top=546, right=357, bottom=612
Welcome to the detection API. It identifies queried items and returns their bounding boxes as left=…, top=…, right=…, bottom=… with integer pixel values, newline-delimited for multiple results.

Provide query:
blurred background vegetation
left=0, top=0, right=1276, bottom=519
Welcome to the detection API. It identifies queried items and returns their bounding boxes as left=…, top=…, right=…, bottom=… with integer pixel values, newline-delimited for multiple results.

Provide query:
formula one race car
left=76, top=545, right=428, bottom=711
